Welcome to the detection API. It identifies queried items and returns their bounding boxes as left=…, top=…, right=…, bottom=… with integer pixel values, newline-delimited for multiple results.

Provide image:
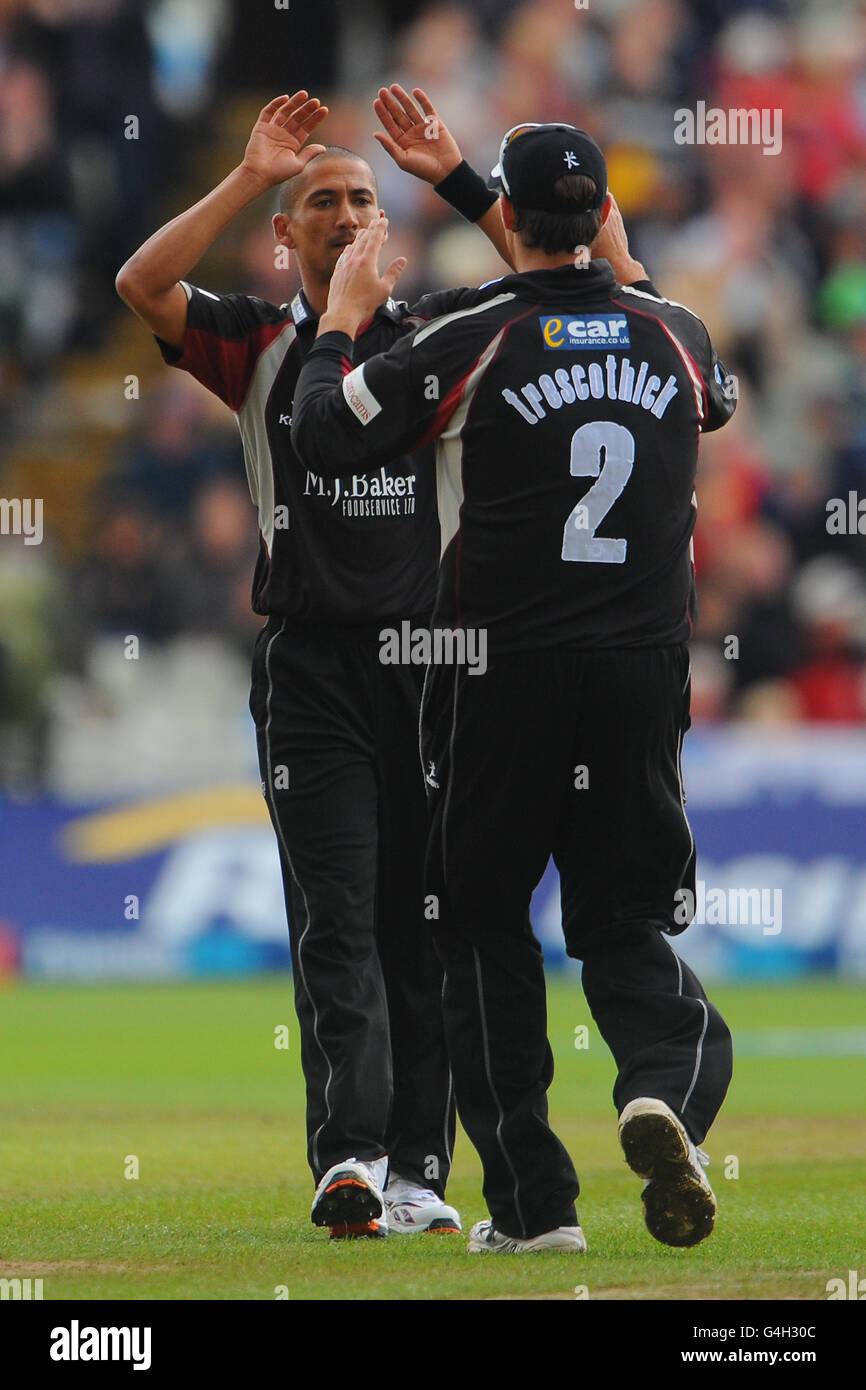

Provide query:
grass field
left=1, top=976, right=864, bottom=1301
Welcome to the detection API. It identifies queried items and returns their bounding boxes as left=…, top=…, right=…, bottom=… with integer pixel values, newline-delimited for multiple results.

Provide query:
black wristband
left=433, top=159, right=498, bottom=223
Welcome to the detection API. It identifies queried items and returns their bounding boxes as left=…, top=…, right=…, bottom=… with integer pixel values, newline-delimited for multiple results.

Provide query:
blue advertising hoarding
left=1, top=728, right=865, bottom=981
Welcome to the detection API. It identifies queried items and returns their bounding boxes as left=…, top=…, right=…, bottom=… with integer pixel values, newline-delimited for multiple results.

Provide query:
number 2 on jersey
left=561, top=421, right=635, bottom=564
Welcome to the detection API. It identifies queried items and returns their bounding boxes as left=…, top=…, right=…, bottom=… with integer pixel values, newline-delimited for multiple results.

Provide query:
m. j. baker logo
left=303, top=467, right=417, bottom=517
left=541, top=314, right=630, bottom=349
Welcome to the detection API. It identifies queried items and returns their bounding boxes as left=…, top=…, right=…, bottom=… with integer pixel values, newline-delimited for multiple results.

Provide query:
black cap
left=490, top=123, right=607, bottom=214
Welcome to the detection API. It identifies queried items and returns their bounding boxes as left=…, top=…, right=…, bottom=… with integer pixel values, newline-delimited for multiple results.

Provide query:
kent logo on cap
left=490, top=123, right=607, bottom=214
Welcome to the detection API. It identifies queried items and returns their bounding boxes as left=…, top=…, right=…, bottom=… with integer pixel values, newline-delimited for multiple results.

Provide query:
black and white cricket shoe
left=310, top=1158, right=387, bottom=1233
left=384, top=1175, right=462, bottom=1234
left=467, top=1220, right=587, bottom=1253
left=618, top=1097, right=716, bottom=1248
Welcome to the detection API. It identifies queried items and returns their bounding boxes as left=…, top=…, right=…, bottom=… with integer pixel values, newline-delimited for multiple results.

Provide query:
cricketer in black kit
left=290, top=123, right=737, bottom=1252
left=116, top=87, right=519, bottom=1238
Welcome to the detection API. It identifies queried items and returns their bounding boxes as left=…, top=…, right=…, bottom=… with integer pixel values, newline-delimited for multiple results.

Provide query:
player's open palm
left=241, top=92, right=329, bottom=190
left=374, top=85, right=462, bottom=185
left=327, top=216, right=406, bottom=324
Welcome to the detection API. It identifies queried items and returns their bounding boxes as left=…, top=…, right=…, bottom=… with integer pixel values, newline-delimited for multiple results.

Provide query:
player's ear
left=273, top=211, right=297, bottom=252
left=500, top=194, right=515, bottom=231
left=600, top=192, right=614, bottom=226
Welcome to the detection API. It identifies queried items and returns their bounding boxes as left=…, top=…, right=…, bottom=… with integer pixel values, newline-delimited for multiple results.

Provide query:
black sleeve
left=618, top=283, right=737, bottom=433
left=685, top=321, right=737, bottom=433
left=703, top=352, right=738, bottom=431
left=154, top=282, right=288, bottom=411
left=670, top=311, right=737, bottom=433
left=290, top=331, right=418, bottom=477
left=291, top=314, right=497, bottom=477
left=408, top=278, right=508, bottom=323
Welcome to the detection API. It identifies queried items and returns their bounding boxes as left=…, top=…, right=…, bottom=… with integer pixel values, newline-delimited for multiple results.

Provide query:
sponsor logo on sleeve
left=540, top=314, right=631, bottom=349
left=342, top=365, right=383, bottom=425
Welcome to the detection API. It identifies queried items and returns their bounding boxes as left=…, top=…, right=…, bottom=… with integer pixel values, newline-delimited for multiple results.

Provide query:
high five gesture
left=373, top=84, right=462, bottom=185
left=241, top=92, right=330, bottom=193
left=374, top=83, right=512, bottom=268
left=117, top=90, right=328, bottom=348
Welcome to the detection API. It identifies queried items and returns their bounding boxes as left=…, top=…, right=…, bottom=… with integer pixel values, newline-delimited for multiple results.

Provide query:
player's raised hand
left=591, top=193, right=647, bottom=284
left=373, top=85, right=462, bottom=185
left=321, top=215, right=407, bottom=336
left=241, top=92, right=329, bottom=190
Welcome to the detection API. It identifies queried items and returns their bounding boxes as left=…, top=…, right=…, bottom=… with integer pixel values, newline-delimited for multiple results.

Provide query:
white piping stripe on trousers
left=440, top=668, right=461, bottom=887
left=473, top=946, right=526, bottom=1236
left=681, top=998, right=709, bottom=1116
left=421, top=667, right=455, bottom=1173
left=665, top=935, right=684, bottom=996
left=418, top=662, right=453, bottom=1167
left=442, top=1013, right=454, bottom=1173
left=263, top=618, right=334, bottom=1172
left=676, top=664, right=696, bottom=889
left=417, top=660, right=432, bottom=788
left=673, top=660, right=705, bottom=1117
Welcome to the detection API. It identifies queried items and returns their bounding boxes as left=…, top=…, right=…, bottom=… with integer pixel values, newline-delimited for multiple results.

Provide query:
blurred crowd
left=2, top=0, right=866, bottom=788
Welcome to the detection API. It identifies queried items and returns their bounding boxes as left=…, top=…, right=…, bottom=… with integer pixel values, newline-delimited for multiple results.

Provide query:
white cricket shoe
left=384, top=1175, right=462, bottom=1234
left=311, top=1157, right=388, bottom=1237
left=618, top=1097, right=716, bottom=1248
left=467, top=1219, right=587, bottom=1253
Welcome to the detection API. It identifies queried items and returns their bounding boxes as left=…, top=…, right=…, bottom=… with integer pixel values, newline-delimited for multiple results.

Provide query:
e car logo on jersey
left=541, top=314, right=630, bottom=349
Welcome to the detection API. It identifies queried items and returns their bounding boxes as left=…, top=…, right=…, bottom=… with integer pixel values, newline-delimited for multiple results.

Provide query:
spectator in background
left=0, top=58, right=77, bottom=402
left=170, top=478, right=260, bottom=656
left=721, top=521, right=805, bottom=699
left=4, top=0, right=163, bottom=340
left=110, top=378, right=241, bottom=531
left=70, top=503, right=180, bottom=650
left=790, top=558, right=866, bottom=722
left=0, top=531, right=61, bottom=785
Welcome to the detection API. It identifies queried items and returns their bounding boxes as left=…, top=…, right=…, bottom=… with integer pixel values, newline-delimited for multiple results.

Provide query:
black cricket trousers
left=422, top=643, right=733, bottom=1239
left=250, top=615, right=455, bottom=1194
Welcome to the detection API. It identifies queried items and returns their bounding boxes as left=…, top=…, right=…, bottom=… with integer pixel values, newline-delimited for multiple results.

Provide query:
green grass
left=0, top=977, right=864, bottom=1300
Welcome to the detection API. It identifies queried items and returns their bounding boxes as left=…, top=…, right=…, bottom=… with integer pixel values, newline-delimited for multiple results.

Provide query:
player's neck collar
left=289, top=289, right=403, bottom=330
left=507, top=260, right=617, bottom=296
left=290, top=290, right=316, bottom=327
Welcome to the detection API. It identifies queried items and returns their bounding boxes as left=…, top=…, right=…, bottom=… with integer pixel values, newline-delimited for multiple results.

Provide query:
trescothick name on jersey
left=503, top=353, right=679, bottom=424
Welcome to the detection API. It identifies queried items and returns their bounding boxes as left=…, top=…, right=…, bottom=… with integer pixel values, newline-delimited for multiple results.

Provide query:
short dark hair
left=512, top=173, right=603, bottom=255
left=279, top=147, right=378, bottom=215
